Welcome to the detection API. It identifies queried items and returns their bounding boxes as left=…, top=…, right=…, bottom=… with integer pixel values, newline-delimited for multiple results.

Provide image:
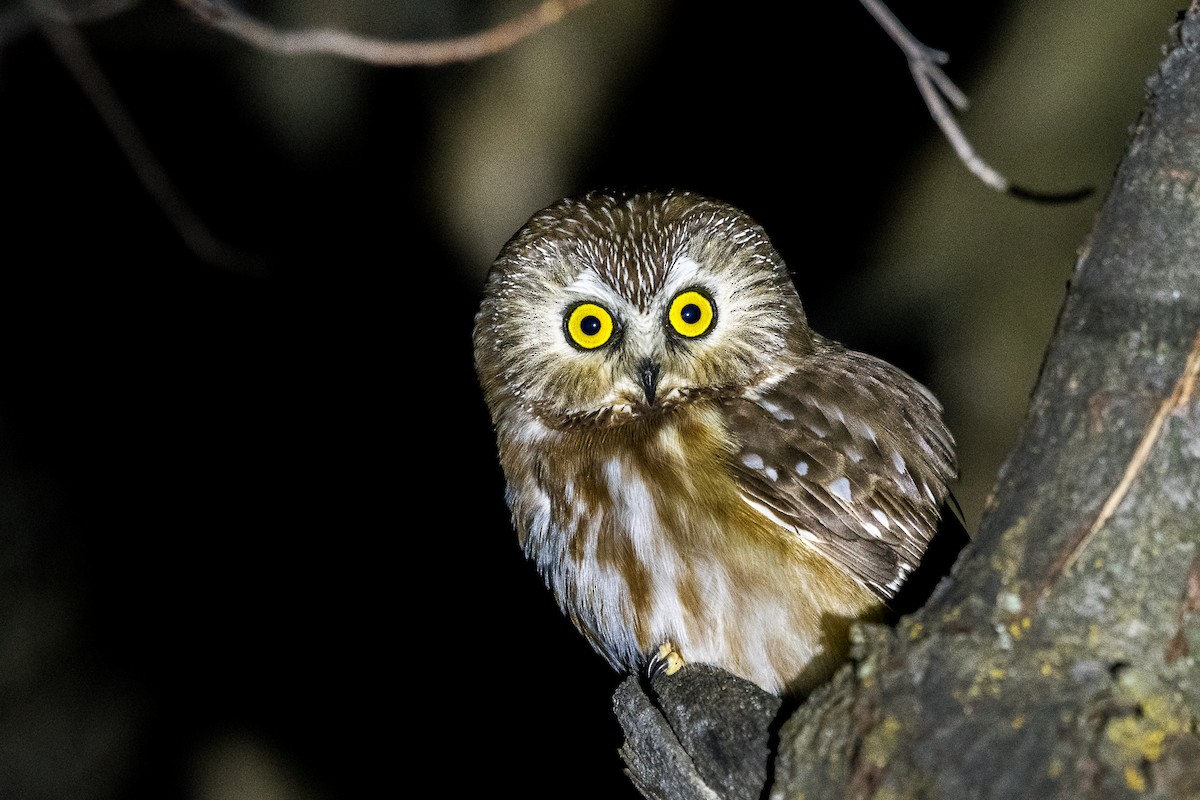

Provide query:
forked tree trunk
left=613, top=4, right=1200, bottom=798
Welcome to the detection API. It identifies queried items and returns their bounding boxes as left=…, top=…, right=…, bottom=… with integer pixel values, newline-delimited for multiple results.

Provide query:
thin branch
left=859, top=0, right=1092, bottom=203
left=177, top=0, right=596, bottom=67
left=27, top=0, right=263, bottom=273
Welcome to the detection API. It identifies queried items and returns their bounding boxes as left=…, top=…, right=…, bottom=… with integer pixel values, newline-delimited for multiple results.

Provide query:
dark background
left=0, top=1, right=1180, bottom=798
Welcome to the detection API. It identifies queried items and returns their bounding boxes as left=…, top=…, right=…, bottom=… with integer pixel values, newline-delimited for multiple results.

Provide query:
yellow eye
left=565, top=303, right=615, bottom=350
left=668, top=290, right=715, bottom=338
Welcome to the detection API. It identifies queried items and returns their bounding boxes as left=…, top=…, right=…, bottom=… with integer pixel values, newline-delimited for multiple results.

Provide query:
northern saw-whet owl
left=474, top=189, right=958, bottom=696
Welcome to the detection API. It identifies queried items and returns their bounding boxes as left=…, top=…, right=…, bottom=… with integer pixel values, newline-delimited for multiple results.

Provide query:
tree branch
left=176, top=0, right=596, bottom=66
left=1049, top=329, right=1200, bottom=587
left=859, top=0, right=1092, bottom=203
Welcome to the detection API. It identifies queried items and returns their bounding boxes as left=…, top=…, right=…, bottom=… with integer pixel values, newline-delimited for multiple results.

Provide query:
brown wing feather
left=725, top=345, right=958, bottom=599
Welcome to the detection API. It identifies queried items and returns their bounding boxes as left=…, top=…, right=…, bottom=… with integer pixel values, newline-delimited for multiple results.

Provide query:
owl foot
left=648, top=640, right=685, bottom=678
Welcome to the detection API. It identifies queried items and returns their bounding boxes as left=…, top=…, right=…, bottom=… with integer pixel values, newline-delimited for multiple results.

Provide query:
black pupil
left=580, top=315, right=602, bottom=336
left=680, top=303, right=702, bottom=324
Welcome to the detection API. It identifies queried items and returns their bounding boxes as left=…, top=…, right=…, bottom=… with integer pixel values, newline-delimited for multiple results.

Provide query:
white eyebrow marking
left=669, top=255, right=705, bottom=283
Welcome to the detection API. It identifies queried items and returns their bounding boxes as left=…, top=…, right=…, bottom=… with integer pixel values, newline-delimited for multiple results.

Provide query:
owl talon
left=649, top=640, right=685, bottom=678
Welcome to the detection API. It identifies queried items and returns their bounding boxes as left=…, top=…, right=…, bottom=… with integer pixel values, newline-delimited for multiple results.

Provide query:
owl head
left=474, top=190, right=815, bottom=431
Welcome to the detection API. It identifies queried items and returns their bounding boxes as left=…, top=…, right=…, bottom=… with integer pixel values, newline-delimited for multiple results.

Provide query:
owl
left=473, top=189, right=959, bottom=696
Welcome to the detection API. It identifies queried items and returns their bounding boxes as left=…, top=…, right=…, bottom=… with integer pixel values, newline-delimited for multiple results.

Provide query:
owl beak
left=637, top=359, right=661, bottom=406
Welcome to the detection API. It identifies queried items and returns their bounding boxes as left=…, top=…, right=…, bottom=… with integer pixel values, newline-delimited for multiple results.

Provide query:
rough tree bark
left=613, top=4, right=1200, bottom=798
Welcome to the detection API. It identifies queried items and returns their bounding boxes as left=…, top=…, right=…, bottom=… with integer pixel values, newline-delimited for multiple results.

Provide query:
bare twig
left=27, top=0, right=263, bottom=273
left=177, top=0, right=596, bottom=67
left=859, top=0, right=1091, bottom=203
